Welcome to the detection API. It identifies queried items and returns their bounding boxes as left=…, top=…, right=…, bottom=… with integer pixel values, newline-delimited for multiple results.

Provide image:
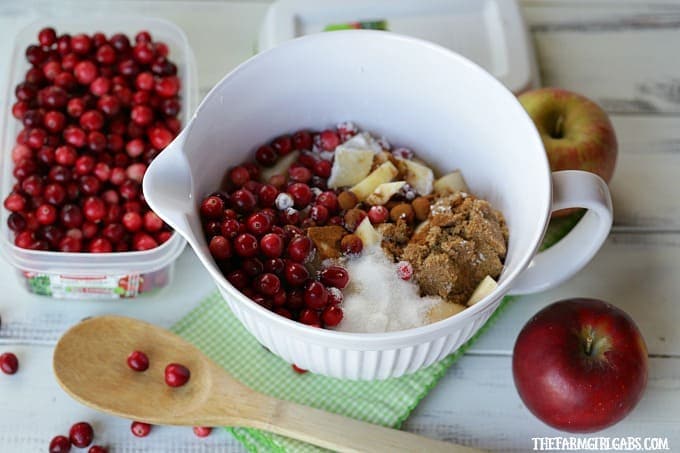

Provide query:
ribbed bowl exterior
left=217, top=286, right=500, bottom=380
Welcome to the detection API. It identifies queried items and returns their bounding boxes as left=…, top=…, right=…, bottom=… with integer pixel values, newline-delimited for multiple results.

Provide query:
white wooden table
left=1, top=1, right=679, bottom=451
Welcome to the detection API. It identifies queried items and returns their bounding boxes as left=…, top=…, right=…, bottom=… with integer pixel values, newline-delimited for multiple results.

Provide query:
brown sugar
left=386, top=193, right=508, bottom=305
left=307, top=225, right=347, bottom=260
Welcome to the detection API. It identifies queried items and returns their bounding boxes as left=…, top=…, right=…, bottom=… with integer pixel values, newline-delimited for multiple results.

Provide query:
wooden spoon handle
left=250, top=398, right=482, bottom=453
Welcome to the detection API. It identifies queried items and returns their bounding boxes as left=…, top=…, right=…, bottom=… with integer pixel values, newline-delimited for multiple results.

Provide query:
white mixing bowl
left=143, top=31, right=612, bottom=379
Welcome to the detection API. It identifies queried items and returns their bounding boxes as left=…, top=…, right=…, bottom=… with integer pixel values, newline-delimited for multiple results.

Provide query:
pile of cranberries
left=3, top=27, right=180, bottom=253
left=49, top=421, right=107, bottom=452
left=198, top=124, right=381, bottom=329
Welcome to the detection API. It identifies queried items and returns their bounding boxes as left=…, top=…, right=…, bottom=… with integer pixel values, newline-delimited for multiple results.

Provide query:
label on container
left=23, top=272, right=141, bottom=299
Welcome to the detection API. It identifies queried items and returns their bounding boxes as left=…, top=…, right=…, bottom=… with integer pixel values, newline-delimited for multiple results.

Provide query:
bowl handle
left=142, top=130, right=194, bottom=238
left=508, top=170, right=613, bottom=295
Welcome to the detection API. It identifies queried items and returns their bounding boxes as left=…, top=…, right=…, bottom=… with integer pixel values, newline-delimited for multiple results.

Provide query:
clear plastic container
left=0, top=16, right=198, bottom=299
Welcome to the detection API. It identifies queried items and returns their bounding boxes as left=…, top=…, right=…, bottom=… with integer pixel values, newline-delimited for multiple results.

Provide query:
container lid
left=258, top=0, right=540, bottom=93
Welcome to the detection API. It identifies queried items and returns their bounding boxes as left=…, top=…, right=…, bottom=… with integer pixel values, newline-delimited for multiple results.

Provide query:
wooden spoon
left=53, top=315, right=481, bottom=453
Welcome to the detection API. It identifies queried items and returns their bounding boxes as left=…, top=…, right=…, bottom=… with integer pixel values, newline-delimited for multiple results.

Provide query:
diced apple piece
left=327, top=148, right=375, bottom=189
left=373, top=151, right=396, bottom=169
left=350, top=161, right=398, bottom=201
left=354, top=217, right=381, bottom=247
left=259, top=151, right=300, bottom=183
left=427, top=302, right=466, bottom=324
left=365, top=181, right=406, bottom=205
left=466, top=275, right=498, bottom=306
left=396, top=158, right=433, bottom=195
left=434, top=170, right=469, bottom=195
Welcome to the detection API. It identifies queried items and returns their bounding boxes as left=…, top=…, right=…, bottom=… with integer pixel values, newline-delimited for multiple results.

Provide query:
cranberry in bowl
left=0, top=17, right=197, bottom=299
left=143, top=31, right=611, bottom=379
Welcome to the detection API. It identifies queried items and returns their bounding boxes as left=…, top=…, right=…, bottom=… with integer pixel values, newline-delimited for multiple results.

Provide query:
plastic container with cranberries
left=0, top=17, right=197, bottom=299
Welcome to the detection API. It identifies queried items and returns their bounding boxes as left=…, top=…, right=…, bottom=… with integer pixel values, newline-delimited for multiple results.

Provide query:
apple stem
left=553, top=115, right=564, bottom=139
left=584, top=334, right=594, bottom=356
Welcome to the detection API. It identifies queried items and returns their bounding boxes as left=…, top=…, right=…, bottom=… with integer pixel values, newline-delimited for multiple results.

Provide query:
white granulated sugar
left=275, top=193, right=294, bottom=210
left=339, top=132, right=383, bottom=154
left=332, top=246, right=440, bottom=333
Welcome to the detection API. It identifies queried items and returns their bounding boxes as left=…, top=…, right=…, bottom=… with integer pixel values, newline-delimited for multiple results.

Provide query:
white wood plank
left=609, top=116, right=680, bottom=230
left=469, top=233, right=680, bottom=357
left=406, top=354, right=680, bottom=452
left=522, top=2, right=680, bottom=114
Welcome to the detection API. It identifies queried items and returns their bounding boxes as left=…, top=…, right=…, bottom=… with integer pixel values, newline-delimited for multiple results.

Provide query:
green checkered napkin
left=170, top=213, right=583, bottom=452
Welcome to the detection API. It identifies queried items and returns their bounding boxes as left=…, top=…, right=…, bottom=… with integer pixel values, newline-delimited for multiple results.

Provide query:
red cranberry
left=257, top=184, right=278, bottom=208
left=289, top=166, right=312, bottom=184
left=322, top=305, right=344, bottom=327
left=69, top=422, right=93, bottom=448
left=7, top=213, right=27, bottom=232
left=4, top=192, right=26, bottom=212
left=133, top=232, right=158, bottom=251
left=255, top=273, right=281, bottom=296
left=164, top=363, right=190, bottom=387
left=122, top=212, right=143, bottom=232
left=297, top=152, right=317, bottom=169
left=38, top=27, right=57, bottom=46
left=81, top=196, right=105, bottom=222
left=304, top=281, right=329, bottom=310
left=127, top=350, right=149, bottom=371
left=260, top=233, right=284, bottom=258
left=12, top=101, right=29, bottom=120
left=97, top=95, right=120, bottom=116
left=60, top=204, right=84, bottom=228
left=227, top=269, right=249, bottom=289
left=0, top=352, right=19, bottom=374
left=26, top=128, right=47, bottom=149
left=143, top=211, right=163, bottom=232
left=313, top=160, right=332, bottom=178
left=49, top=435, right=71, bottom=453
left=264, top=257, right=285, bottom=276
left=255, top=145, right=277, bottom=167
left=25, top=44, right=47, bottom=65
left=89, top=237, right=112, bottom=253
left=230, top=189, right=257, bottom=213
left=220, top=218, right=241, bottom=239
left=59, top=236, right=82, bottom=252
left=148, top=126, right=173, bottom=150
left=272, top=135, right=293, bottom=156
left=292, top=364, right=308, bottom=374
left=319, top=130, right=340, bottom=150
left=200, top=196, right=224, bottom=219
left=299, top=309, right=320, bottom=325
left=74, top=61, right=98, bottom=85
left=193, top=426, right=212, bottom=438
left=246, top=212, right=271, bottom=236
left=71, top=34, right=92, bottom=54
left=154, top=76, right=180, bottom=98
left=368, top=205, right=389, bottom=224
left=209, top=235, right=232, bottom=260
left=319, top=266, right=349, bottom=289
left=133, top=42, right=155, bottom=64
left=88, top=446, right=107, bottom=453
left=67, top=98, right=85, bottom=118
left=11, top=145, right=30, bottom=163
left=80, top=110, right=104, bottom=131
left=23, top=109, right=44, bottom=128
left=310, top=205, right=329, bottom=224
left=64, top=126, right=87, bottom=148
left=284, top=261, right=309, bottom=286
left=287, top=183, right=313, bottom=208
left=234, top=233, right=259, bottom=257
left=55, top=145, right=76, bottom=165
left=292, top=130, right=313, bottom=150
left=131, top=421, right=151, bottom=437
left=131, top=104, right=154, bottom=126
left=21, top=174, right=43, bottom=196
left=79, top=175, right=101, bottom=195
left=35, top=204, right=57, bottom=225
left=229, top=166, right=250, bottom=187
left=286, top=236, right=313, bottom=263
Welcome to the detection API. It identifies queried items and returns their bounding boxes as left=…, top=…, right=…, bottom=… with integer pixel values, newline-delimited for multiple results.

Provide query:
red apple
left=519, top=88, right=617, bottom=217
left=512, top=298, right=648, bottom=433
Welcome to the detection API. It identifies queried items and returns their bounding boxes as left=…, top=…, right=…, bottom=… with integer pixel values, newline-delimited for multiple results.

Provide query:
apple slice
left=365, top=181, right=406, bottom=205
left=396, top=158, right=433, bottom=195
left=327, top=147, right=375, bottom=189
left=466, top=275, right=498, bottom=306
left=350, top=161, right=398, bottom=201
left=433, top=170, right=469, bottom=195
left=354, top=217, right=382, bottom=247
left=427, top=301, right=466, bottom=323
left=259, top=151, right=300, bottom=183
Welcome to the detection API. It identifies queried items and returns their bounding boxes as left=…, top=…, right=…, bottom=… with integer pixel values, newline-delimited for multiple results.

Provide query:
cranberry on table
left=130, top=421, right=152, bottom=437
left=291, top=364, right=308, bottom=374
left=49, top=435, right=71, bottom=453
left=127, top=350, right=149, bottom=372
left=164, top=363, right=190, bottom=387
left=69, top=421, right=94, bottom=448
left=0, top=352, right=19, bottom=374
left=88, top=446, right=108, bottom=453
left=193, top=426, right=212, bottom=438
